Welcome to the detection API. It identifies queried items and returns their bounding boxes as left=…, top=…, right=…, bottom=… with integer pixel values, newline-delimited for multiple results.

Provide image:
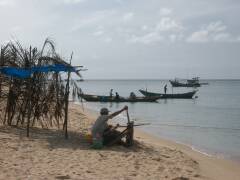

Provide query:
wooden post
left=63, top=52, right=73, bottom=139
left=126, top=110, right=130, bottom=124
left=26, top=47, right=32, bottom=137
left=126, top=121, right=134, bottom=147
left=126, top=110, right=134, bottom=146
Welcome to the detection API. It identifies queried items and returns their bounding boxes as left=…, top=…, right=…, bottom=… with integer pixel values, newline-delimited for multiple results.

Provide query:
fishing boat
left=79, top=93, right=161, bottom=102
left=139, top=89, right=197, bottom=99
left=169, top=80, right=201, bottom=87
left=169, top=79, right=201, bottom=87
left=187, top=77, right=199, bottom=84
left=170, top=77, right=209, bottom=87
left=187, top=77, right=209, bottom=85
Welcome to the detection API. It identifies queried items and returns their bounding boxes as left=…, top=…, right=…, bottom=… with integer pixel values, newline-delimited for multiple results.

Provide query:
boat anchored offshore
left=169, top=77, right=208, bottom=87
left=79, top=93, right=161, bottom=102
left=139, top=89, right=197, bottom=99
left=187, top=77, right=199, bottom=84
left=169, top=78, right=200, bottom=87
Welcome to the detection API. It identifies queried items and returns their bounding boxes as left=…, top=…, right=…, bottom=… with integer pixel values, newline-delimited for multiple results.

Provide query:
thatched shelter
left=0, top=39, right=83, bottom=138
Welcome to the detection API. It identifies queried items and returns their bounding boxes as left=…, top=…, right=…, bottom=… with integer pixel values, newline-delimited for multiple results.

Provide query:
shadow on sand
left=0, top=125, right=145, bottom=153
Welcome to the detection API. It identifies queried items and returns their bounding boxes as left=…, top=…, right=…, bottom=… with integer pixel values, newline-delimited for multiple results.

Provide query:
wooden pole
left=126, top=109, right=134, bottom=146
left=126, top=109, right=130, bottom=124
left=63, top=52, right=73, bottom=139
left=27, top=46, right=32, bottom=137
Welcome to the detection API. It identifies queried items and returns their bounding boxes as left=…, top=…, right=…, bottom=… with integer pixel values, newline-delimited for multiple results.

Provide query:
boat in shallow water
left=139, top=89, right=197, bottom=99
left=79, top=93, right=161, bottom=102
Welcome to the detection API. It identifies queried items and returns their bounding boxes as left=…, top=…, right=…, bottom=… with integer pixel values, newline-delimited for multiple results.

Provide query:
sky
left=0, top=0, right=240, bottom=79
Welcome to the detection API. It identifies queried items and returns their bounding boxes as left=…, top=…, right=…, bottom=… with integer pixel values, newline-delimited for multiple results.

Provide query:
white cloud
left=92, top=30, right=104, bottom=36
left=128, top=17, right=183, bottom=44
left=0, top=0, right=15, bottom=6
left=103, top=37, right=112, bottom=43
left=156, top=17, right=183, bottom=32
left=169, top=34, right=183, bottom=42
left=213, top=33, right=231, bottom=42
left=187, top=21, right=239, bottom=43
left=92, top=26, right=105, bottom=36
left=187, top=30, right=209, bottom=43
left=169, top=34, right=177, bottom=42
left=92, top=27, right=112, bottom=43
left=141, top=25, right=149, bottom=31
left=207, top=21, right=227, bottom=32
left=159, top=8, right=172, bottom=16
left=129, top=32, right=164, bottom=44
left=122, top=12, right=134, bottom=21
left=62, top=0, right=86, bottom=4
left=10, top=26, right=22, bottom=33
left=115, top=0, right=123, bottom=3
left=71, top=10, right=115, bottom=32
left=91, top=54, right=100, bottom=60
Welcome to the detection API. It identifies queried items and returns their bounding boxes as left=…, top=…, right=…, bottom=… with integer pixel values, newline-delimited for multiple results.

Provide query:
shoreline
left=142, top=129, right=240, bottom=163
left=80, top=103, right=240, bottom=179
left=81, top=102, right=239, bottom=163
left=0, top=103, right=239, bottom=179
left=133, top=128, right=240, bottom=180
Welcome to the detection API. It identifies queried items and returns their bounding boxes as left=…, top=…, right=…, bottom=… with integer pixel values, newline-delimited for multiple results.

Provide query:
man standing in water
left=109, top=89, right=113, bottom=98
left=91, top=106, right=128, bottom=148
left=164, top=84, right=167, bottom=94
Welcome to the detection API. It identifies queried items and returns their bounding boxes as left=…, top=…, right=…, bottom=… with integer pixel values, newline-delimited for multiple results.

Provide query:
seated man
left=91, top=106, right=128, bottom=148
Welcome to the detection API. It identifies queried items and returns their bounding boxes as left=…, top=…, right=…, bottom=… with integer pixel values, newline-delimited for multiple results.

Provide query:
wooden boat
left=170, top=77, right=209, bottom=87
left=139, top=89, right=197, bottom=99
left=79, top=93, right=161, bottom=102
left=188, top=77, right=209, bottom=85
left=169, top=80, right=201, bottom=87
left=187, top=77, right=200, bottom=84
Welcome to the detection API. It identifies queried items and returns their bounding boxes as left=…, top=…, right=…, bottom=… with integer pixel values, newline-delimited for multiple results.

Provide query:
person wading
left=109, top=89, right=113, bottom=98
left=164, top=84, right=167, bottom=94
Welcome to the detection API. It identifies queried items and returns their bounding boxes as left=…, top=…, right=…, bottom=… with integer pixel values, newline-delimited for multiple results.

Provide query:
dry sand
left=0, top=103, right=239, bottom=180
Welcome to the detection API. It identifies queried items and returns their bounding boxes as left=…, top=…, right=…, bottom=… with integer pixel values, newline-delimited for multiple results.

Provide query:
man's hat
left=100, top=108, right=110, bottom=114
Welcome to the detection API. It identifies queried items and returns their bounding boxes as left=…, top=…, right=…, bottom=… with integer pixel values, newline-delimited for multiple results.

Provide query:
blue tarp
left=31, top=64, right=75, bottom=73
left=0, top=64, right=76, bottom=79
left=1, top=67, right=31, bottom=78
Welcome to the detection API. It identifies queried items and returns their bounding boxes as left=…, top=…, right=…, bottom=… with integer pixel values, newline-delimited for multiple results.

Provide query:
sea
left=75, top=79, right=240, bottom=162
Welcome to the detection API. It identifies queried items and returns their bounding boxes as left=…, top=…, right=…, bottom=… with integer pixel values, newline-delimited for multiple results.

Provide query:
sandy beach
left=0, top=103, right=239, bottom=180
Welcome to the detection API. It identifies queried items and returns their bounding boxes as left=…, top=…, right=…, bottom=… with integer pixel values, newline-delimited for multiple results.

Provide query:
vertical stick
left=126, top=109, right=134, bottom=146
left=63, top=52, right=73, bottom=139
left=27, top=46, right=32, bottom=137
left=126, top=109, right=130, bottom=124
left=64, top=72, right=70, bottom=139
left=26, top=78, right=31, bottom=137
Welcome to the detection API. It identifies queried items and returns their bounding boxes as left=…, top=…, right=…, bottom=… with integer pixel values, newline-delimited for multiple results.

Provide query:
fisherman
left=91, top=106, right=128, bottom=148
left=109, top=89, right=113, bottom=98
left=115, top=92, right=120, bottom=100
left=164, top=84, right=167, bottom=94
